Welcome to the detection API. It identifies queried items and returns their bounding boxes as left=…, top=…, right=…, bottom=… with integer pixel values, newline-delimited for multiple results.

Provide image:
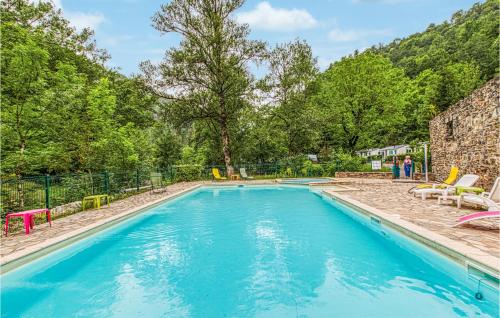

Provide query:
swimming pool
left=1, top=186, right=498, bottom=317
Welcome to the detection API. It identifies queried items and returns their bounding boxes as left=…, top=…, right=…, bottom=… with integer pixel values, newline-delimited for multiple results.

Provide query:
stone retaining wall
left=429, top=77, right=500, bottom=189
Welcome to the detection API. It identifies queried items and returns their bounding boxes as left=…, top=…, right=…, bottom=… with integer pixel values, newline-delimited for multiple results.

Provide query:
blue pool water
left=1, top=186, right=498, bottom=317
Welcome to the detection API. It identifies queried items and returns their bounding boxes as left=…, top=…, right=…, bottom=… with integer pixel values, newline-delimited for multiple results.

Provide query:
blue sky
left=56, top=0, right=482, bottom=76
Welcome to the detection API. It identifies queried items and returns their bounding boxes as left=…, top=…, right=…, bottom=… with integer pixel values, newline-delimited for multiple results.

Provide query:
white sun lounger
left=457, top=177, right=500, bottom=211
left=414, top=174, right=479, bottom=201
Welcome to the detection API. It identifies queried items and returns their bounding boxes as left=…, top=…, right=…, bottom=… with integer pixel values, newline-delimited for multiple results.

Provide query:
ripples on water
left=1, top=187, right=498, bottom=317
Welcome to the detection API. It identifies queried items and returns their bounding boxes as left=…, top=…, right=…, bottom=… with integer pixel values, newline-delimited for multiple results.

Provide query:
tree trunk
left=220, top=122, right=233, bottom=176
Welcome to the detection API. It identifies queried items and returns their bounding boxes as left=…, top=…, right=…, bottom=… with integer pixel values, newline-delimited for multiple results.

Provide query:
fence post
left=136, top=168, right=140, bottom=192
left=44, top=174, right=50, bottom=209
left=104, top=171, right=109, bottom=194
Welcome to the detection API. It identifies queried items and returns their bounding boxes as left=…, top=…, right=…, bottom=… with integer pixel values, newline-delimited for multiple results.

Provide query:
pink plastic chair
left=4, top=208, right=52, bottom=235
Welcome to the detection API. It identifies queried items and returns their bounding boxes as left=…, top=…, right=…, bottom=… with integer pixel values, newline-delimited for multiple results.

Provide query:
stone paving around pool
left=1, top=178, right=498, bottom=271
left=324, top=179, right=499, bottom=267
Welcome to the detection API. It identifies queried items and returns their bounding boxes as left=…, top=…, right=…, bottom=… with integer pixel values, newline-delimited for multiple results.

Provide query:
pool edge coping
left=0, top=184, right=203, bottom=273
left=322, top=190, right=500, bottom=277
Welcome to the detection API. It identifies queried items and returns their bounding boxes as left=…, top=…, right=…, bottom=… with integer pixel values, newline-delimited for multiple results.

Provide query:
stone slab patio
left=333, top=179, right=499, bottom=256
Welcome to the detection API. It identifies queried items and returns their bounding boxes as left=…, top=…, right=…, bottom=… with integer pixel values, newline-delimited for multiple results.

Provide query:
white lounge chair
left=414, top=174, right=479, bottom=201
left=240, top=168, right=254, bottom=180
left=457, top=177, right=500, bottom=211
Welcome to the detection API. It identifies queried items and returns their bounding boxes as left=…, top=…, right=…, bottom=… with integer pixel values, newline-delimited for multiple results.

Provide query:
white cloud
left=328, top=28, right=391, bottom=42
left=102, top=34, right=133, bottom=47
left=32, top=0, right=105, bottom=31
left=236, top=2, right=317, bottom=31
left=66, top=12, right=105, bottom=31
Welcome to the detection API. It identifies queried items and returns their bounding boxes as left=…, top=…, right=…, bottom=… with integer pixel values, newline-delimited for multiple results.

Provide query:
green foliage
left=178, top=145, right=207, bottom=166
left=371, top=0, right=497, bottom=108
left=154, top=127, right=182, bottom=170
left=300, top=161, right=324, bottom=177
left=365, top=155, right=383, bottom=161
left=373, top=0, right=498, bottom=78
left=312, top=52, right=409, bottom=152
left=0, top=0, right=168, bottom=177
left=173, top=165, right=204, bottom=182
left=1, top=0, right=497, bottom=180
left=259, top=40, right=320, bottom=155
left=141, top=0, right=266, bottom=174
left=277, top=155, right=307, bottom=176
left=330, top=151, right=366, bottom=173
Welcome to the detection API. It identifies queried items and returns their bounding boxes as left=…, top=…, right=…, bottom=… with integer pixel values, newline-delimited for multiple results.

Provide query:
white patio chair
left=457, top=177, right=500, bottom=211
left=414, top=174, right=479, bottom=201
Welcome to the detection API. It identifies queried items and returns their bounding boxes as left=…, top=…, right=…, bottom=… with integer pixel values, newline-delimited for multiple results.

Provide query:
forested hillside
left=1, top=0, right=498, bottom=177
left=371, top=0, right=498, bottom=110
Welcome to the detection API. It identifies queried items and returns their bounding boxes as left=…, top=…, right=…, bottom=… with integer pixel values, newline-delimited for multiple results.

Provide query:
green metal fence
left=0, top=169, right=151, bottom=218
left=0, top=162, right=336, bottom=217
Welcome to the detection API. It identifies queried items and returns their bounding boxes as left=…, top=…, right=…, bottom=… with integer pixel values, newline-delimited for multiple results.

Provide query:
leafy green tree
left=311, top=52, right=409, bottom=152
left=1, top=0, right=164, bottom=177
left=1, top=32, right=49, bottom=175
left=401, top=69, right=440, bottom=142
left=81, top=78, right=117, bottom=171
left=112, top=75, right=157, bottom=128
left=259, top=40, right=319, bottom=155
left=153, top=127, right=182, bottom=170
left=235, top=108, right=287, bottom=163
left=438, top=62, right=482, bottom=109
left=42, top=62, right=88, bottom=172
left=141, top=0, right=265, bottom=174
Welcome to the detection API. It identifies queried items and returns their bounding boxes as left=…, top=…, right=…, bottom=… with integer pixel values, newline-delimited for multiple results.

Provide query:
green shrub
left=357, top=163, right=373, bottom=172
left=323, top=151, right=367, bottom=174
left=366, top=154, right=382, bottom=161
left=277, top=155, right=307, bottom=177
left=282, top=167, right=294, bottom=177
left=174, top=164, right=203, bottom=181
left=335, top=152, right=365, bottom=172
left=301, top=160, right=324, bottom=177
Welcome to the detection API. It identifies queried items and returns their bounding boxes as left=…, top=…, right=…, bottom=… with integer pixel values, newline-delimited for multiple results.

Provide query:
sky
left=54, top=0, right=482, bottom=76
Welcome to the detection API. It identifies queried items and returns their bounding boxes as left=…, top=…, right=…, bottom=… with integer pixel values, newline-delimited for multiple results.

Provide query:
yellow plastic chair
left=416, top=166, right=459, bottom=189
left=212, top=168, right=227, bottom=181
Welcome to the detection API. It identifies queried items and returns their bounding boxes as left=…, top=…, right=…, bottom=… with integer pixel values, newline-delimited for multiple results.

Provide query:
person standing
left=403, top=155, right=412, bottom=178
left=392, top=156, right=400, bottom=179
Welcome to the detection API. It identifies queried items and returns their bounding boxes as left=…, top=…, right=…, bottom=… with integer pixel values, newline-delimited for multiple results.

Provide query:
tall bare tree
left=141, top=0, right=265, bottom=174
